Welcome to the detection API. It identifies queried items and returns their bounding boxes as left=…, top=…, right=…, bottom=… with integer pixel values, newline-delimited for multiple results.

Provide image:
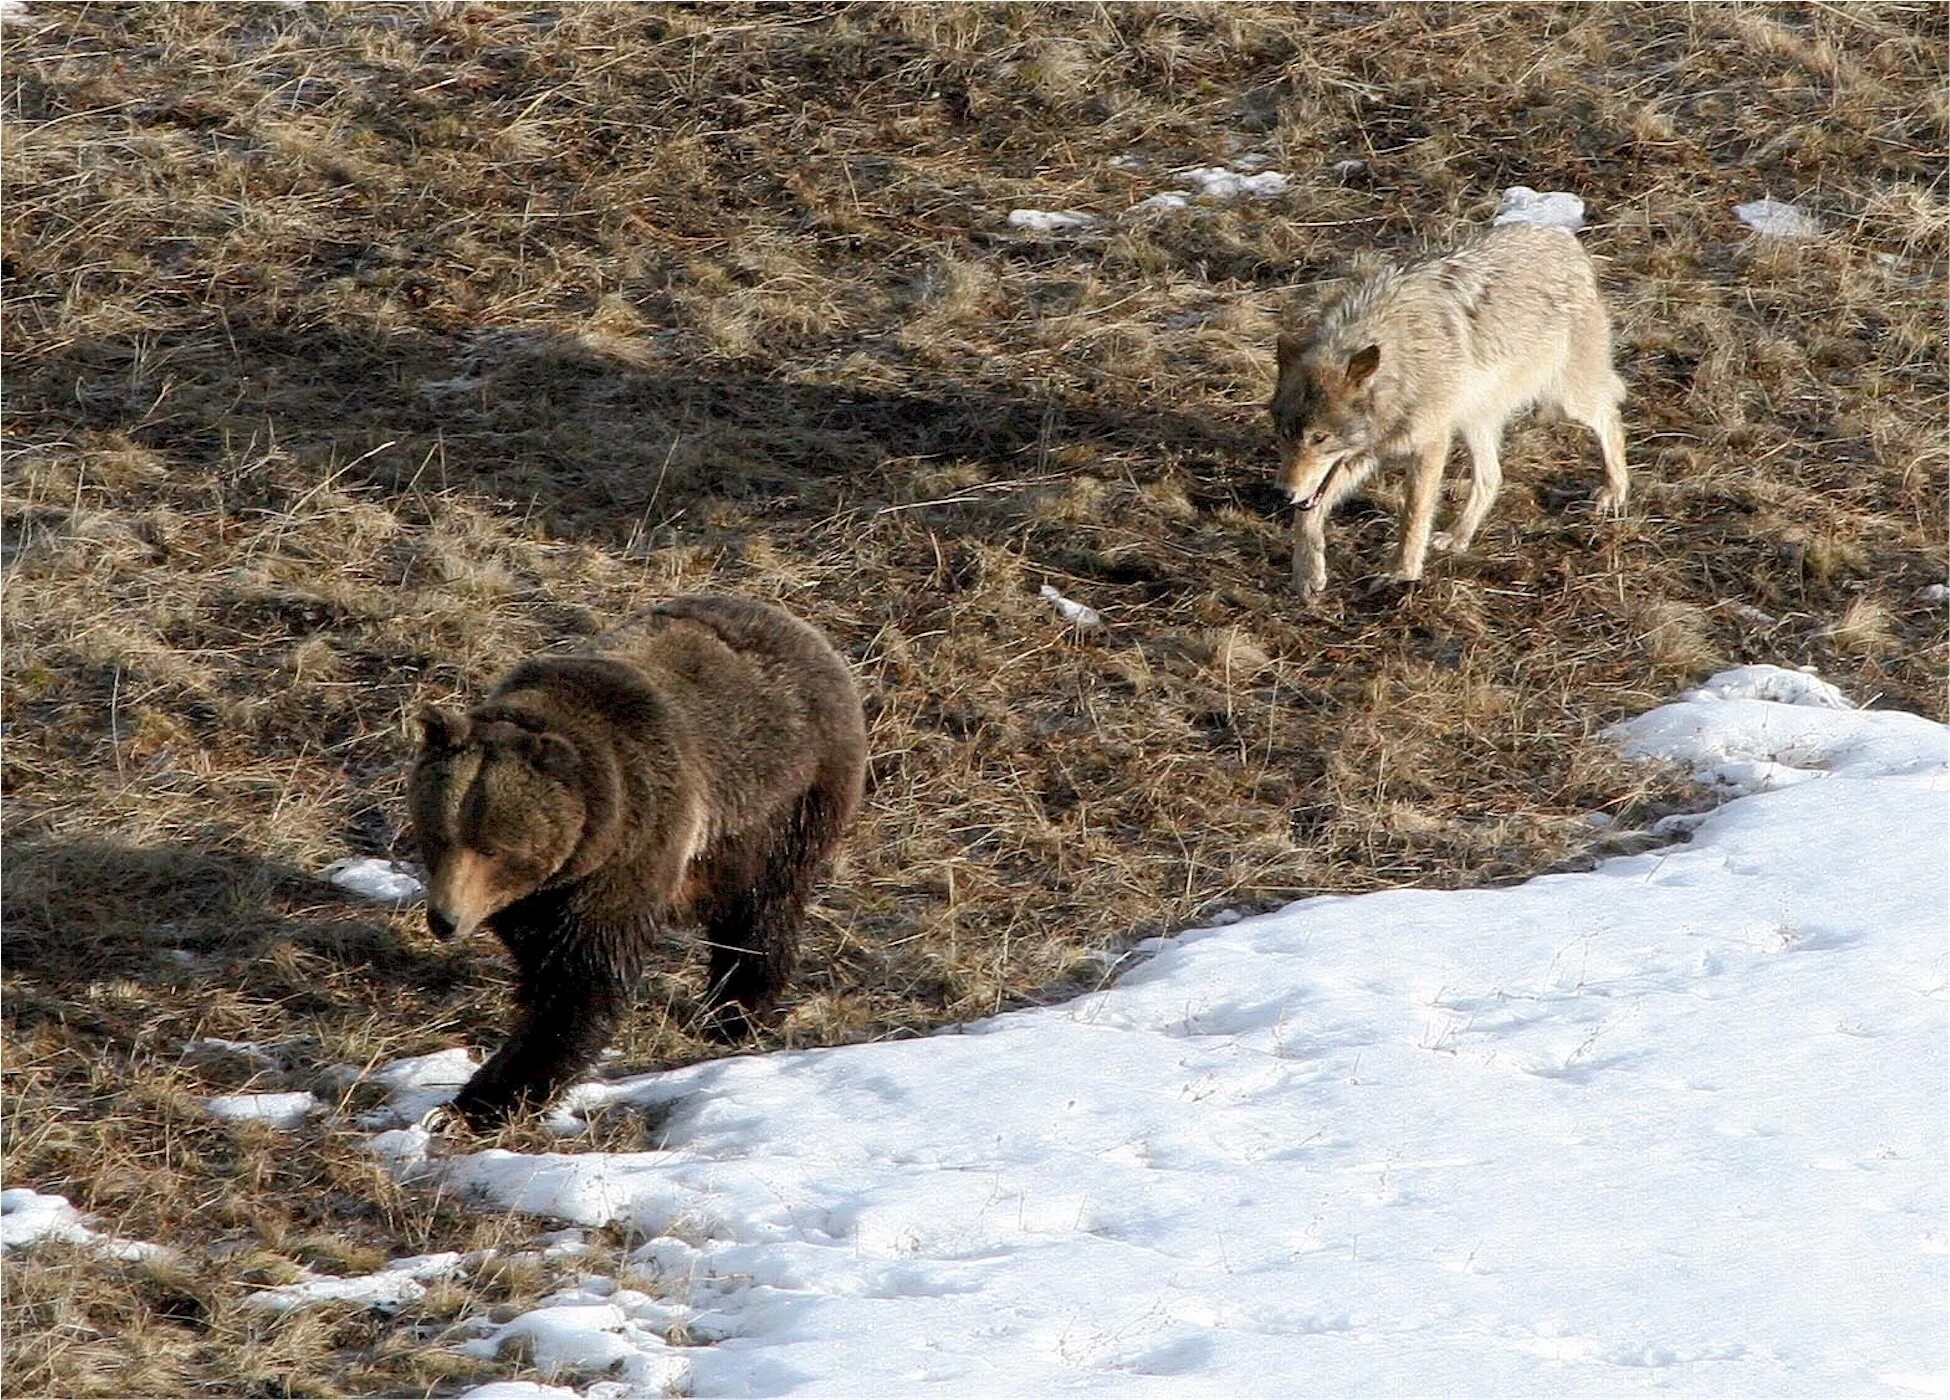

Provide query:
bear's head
left=408, top=708, right=587, bottom=941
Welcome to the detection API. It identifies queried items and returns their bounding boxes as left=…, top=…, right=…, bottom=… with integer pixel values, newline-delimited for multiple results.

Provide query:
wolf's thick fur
left=1269, top=224, right=1629, bottom=597
left=408, top=595, right=866, bottom=1128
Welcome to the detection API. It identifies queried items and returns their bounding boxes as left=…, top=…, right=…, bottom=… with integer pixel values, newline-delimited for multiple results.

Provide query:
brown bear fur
left=408, top=595, right=866, bottom=1129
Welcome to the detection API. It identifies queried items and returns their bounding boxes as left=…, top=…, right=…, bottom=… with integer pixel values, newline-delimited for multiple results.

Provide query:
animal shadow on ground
left=1, top=833, right=455, bottom=1008
left=14, top=315, right=1275, bottom=536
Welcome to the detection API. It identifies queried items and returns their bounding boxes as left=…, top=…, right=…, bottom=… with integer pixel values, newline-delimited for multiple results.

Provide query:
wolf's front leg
left=451, top=960, right=632, bottom=1129
left=1390, top=441, right=1449, bottom=583
left=1291, top=509, right=1329, bottom=598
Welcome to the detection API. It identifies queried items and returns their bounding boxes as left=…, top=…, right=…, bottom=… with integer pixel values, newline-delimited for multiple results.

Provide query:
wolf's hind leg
left=1563, top=396, right=1629, bottom=515
left=1564, top=333, right=1629, bottom=515
left=1436, top=425, right=1504, bottom=552
left=1589, top=405, right=1629, bottom=515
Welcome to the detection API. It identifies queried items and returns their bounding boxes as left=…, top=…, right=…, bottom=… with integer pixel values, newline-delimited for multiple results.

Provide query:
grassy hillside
left=3, top=3, right=1943, bottom=1393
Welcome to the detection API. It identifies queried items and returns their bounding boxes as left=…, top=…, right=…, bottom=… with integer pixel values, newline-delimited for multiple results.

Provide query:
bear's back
left=589, top=596, right=863, bottom=835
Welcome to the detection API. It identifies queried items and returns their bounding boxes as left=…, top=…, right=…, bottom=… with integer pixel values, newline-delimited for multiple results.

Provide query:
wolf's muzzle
left=1290, top=470, right=1336, bottom=513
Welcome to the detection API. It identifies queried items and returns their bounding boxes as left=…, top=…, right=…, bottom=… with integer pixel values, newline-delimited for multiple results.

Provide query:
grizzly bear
left=408, top=595, right=866, bottom=1129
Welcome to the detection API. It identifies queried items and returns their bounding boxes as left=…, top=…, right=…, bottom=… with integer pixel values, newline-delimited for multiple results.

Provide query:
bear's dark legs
left=452, top=949, right=633, bottom=1129
left=697, top=842, right=816, bottom=1040
left=697, top=783, right=848, bottom=1040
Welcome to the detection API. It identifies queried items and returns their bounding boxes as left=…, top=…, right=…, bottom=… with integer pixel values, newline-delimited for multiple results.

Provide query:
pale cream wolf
left=1268, top=223, right=1628, bottom=598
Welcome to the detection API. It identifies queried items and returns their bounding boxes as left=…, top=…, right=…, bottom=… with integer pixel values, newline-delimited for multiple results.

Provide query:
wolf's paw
left=1430, top=531, right=1461, bottom=553
left=1361, top=572, right=1420, bottom=602
left=1593, top=488, right=1628, bottom=518
left=1290, top=570, right=1328, bottom=601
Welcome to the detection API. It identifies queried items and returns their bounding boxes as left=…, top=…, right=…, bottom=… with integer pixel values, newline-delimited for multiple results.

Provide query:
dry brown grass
left=4, top=2, right=1945, bottom=1394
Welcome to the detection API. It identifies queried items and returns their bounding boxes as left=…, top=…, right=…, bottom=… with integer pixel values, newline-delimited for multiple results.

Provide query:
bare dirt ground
left=3, top=3, right=1944, bottom=1393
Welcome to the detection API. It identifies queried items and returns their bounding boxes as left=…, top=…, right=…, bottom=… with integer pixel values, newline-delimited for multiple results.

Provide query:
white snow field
left=348, top=666, right=1945, bottom=1398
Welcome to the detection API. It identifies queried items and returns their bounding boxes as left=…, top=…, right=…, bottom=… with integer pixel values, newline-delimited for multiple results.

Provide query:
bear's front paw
left=448, top=1080, right=521, bottom=1132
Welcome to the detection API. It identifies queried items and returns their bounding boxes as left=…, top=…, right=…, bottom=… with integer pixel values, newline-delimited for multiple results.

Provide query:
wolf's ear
left=1275, top=333, right=1307, bottom=372
left=416, top=706, right=468, bottom=752
left=1345, top=343, right=1381, bottom=389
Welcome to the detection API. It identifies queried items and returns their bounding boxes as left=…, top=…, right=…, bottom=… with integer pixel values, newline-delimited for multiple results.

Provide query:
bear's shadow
left=2, top=832, right=458, bottom=1004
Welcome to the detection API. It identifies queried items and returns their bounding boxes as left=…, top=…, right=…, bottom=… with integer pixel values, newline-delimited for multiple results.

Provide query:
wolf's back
left=1321, top=225, right=1600, bottom=372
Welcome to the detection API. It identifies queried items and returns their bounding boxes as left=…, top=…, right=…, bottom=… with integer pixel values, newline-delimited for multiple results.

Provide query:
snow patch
left=1, top=1189, right=169, bottom=1261
left=245, top=1251, right=468, bottom=1314
left=458, top=1297, right=689, bottom=1392
left=1038, top=583, right=1103, bottom=630
left=1006, top=209, right=1095, bottom=234
left=360, top=1047, right=480, bottom=1128
left=1137, top=164, right=1291, bottom=211
left=1609, top=664, right=1946, bottom=794
left=367, top=1126, right=435, bottom=1170
left=1493, top=186, right=1587, bottom=230
left=204, top=1091, right=319, bottom=1129
left=1681, top=663, right=1852, bottom=710
left=320, top=857, right=425, bottom=904
left=1174, top=165, right=1290, bottom=200
left=372, top=1047, right=481, bottom=1093
left=1735, top=198, right=1821, bottom=238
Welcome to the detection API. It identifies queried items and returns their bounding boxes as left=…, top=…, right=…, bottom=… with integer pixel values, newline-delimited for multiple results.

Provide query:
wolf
left=1267, top=223, right=1629, bottom=598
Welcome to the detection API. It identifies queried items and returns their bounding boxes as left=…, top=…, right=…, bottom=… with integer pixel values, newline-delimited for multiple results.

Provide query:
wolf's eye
left=1308, top=430, right=1329, bottom=446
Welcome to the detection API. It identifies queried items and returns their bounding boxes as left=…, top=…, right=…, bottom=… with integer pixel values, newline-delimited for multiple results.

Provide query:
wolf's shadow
left=13, top=317, right=1275, bottom=529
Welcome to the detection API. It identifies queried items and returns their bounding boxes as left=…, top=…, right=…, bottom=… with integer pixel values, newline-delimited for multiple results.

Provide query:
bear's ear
left=1275, top=332, right=1307, bottom=373
left=416, top=706, right=469, bottom=752
left=1345, top=343, right=1381, bottom=389
left=522, top=730, right=580, bottom=782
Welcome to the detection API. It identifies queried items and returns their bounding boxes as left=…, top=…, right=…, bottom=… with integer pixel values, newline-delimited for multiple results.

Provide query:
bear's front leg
left=451, top=958, right=632, bottom=1130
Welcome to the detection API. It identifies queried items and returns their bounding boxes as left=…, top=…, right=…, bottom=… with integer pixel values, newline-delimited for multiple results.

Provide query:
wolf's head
left=1268, top=337, right=1382, bottom=512
left=408, top=708, right=588, bottom=941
